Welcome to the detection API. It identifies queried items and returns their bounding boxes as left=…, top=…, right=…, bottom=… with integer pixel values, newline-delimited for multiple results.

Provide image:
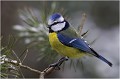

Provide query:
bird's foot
left=49, top=63, right=61, bottom=70
left=49, top=56, right=69, bottom=70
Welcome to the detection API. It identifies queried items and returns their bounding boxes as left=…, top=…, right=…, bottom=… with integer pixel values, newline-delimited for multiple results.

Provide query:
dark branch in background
left=78, top=13, right=87, bottom=37
left=81, top=29, right=89, bottom=37
left=4, top=56, right=68, bottom=79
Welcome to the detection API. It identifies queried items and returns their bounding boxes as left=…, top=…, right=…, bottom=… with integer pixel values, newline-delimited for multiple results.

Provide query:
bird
left=47, top=13, right=112, bottom=67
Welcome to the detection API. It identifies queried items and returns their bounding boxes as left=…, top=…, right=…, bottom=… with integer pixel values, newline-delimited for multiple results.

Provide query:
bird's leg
left=49, top=56, right=69, bottom=70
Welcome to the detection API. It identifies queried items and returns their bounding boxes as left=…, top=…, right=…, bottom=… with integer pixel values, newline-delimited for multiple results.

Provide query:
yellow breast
left=48, top=32, right=85, bottom=58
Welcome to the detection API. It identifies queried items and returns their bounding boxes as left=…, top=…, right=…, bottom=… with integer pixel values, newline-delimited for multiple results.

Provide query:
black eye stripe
left=48, top=20, right=65, bottom=27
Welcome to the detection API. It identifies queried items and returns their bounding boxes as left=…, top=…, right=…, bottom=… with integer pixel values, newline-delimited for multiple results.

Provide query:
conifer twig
left=78, top=13, right=87, bottom=36
left=4, top=56, right=67, bottom=79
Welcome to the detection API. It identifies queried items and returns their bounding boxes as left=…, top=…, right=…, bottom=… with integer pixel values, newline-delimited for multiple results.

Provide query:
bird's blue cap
left=48, top=13, right=63, bottom=25
left=49, top=13, right=61, bottom=21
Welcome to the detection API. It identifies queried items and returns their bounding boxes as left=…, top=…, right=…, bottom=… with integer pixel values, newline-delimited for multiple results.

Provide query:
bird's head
left=47, top=13, right=69, bottom=33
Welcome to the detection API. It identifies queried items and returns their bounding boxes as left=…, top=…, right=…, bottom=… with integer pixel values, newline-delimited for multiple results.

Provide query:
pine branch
left=19, top=63, right=41, bottom=74
left=3, top=56, right=68, bottom=79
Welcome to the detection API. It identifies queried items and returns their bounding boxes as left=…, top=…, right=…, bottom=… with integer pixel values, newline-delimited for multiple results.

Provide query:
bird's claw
left=49, top=63, right=61, bottom=70
left=49, top=56, right=69, bottom=70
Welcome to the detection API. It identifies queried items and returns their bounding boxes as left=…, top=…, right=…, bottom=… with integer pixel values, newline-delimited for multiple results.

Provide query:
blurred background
left=1, top=1, right=119, bottom=78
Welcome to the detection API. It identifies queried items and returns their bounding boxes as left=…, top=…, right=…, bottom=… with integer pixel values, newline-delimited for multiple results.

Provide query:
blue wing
left=57, top=33, right=91, bottom=53
left=57, top=33, right=112, bottom=67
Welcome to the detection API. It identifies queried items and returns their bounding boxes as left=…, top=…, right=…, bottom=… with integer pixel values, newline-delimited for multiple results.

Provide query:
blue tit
left=47, top=13, right=112, bottom=67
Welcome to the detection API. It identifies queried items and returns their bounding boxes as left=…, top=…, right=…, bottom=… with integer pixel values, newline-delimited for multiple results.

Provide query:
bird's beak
left=47, top=25, right=51, bottom=28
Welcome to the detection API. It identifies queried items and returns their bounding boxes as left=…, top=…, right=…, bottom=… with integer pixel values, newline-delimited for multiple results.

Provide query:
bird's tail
left=90, top=48, right=112, bottom=67
left=96, top=54, right=112, bottom=67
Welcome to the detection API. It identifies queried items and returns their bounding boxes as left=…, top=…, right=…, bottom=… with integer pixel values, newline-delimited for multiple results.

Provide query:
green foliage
left=0, top=57, right=20, bottom=78
left=1, top=35, right=17, bottom=57
left=1, top=36, right=20, bottom=78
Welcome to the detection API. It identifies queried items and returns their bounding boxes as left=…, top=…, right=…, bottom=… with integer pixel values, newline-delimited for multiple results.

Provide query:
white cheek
left=51, top=22, right=65, bottom=31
